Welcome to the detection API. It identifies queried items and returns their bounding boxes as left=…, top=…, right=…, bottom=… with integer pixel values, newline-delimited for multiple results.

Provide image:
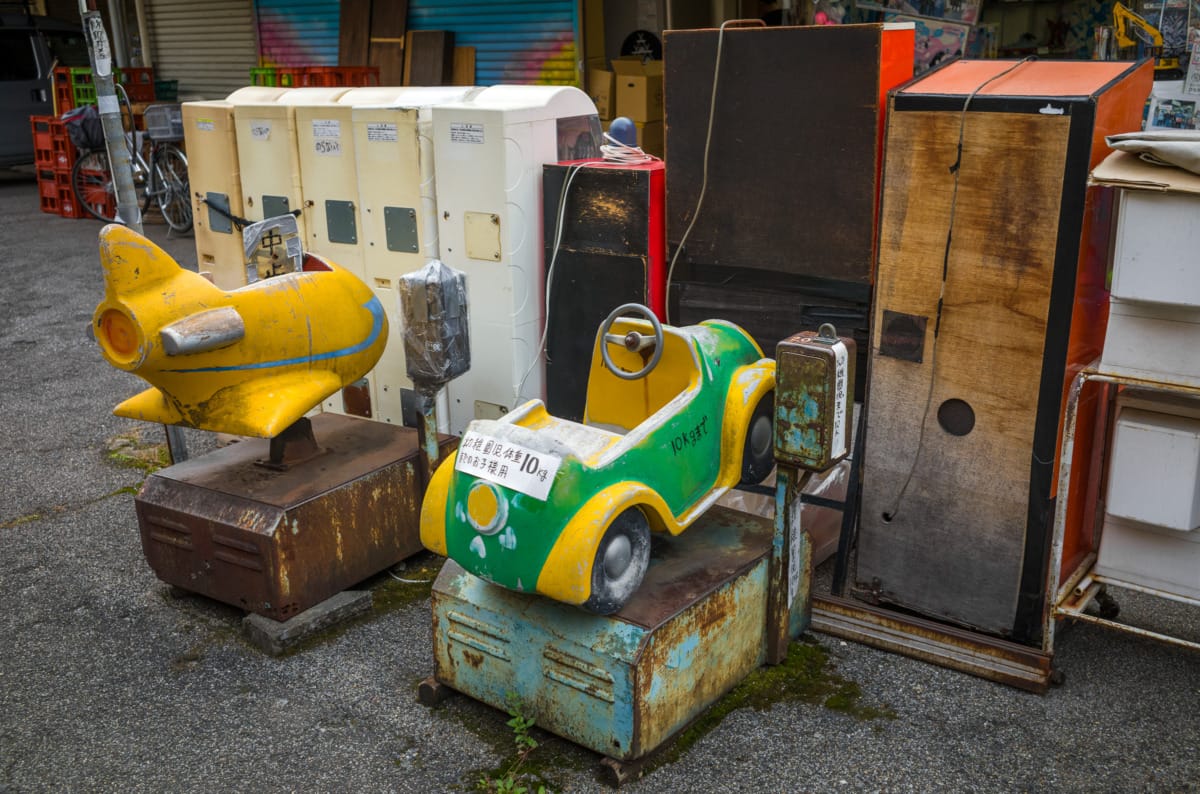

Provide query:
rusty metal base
left=812, top=594, right=1053, bottom=693
left=135, top=413, right=455, bottom=621
left=427, top=506, right=809, bottom=767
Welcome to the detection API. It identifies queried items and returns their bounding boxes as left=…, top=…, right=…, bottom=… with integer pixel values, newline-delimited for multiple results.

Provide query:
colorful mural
left=408, top=0, right=579, bottom=85
left=254, top=0, right=340, bottom=68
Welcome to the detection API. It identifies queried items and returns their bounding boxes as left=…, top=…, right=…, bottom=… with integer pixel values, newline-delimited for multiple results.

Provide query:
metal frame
left=1044, top=359, right=1200, bottom=656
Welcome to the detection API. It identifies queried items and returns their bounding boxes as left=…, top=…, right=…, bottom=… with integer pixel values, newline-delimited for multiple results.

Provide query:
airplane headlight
left=98, top=309, right=142, bottom=365
left=466, top=481, right=507, bottom=535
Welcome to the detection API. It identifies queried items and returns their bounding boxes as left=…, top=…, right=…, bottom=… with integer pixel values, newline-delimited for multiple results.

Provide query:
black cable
left=885, top=56, right=1037, bottom=523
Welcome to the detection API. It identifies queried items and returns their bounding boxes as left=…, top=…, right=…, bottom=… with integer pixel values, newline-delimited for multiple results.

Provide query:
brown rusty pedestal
left=135, top=413, right=455, bottom=621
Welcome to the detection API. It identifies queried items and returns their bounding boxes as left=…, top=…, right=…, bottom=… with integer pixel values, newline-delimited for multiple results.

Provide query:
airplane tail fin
left=99, top=224, right=218, bottom=299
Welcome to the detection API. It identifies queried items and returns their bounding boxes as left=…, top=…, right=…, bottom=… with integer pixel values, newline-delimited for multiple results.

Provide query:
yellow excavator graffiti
left=1113, top=2, right=1183, bottom=78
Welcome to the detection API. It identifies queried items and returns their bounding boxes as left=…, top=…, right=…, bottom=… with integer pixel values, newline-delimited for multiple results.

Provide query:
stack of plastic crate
left=30, top=114, right=84, bottom=218
left=248, top=65, right=380, bottom=87
left=118, top=67, right=156, bottom=101
left=299, top=66, right=380, bottom=86
left=249, top=66, right=306, bottom=87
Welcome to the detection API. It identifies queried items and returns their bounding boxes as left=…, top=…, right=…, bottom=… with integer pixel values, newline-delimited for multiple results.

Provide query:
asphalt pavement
left=1, top=171, right=1198, bottom=793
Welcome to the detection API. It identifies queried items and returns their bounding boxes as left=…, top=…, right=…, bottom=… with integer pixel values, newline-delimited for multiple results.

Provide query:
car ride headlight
left=466, top=480, right=507, bottom=535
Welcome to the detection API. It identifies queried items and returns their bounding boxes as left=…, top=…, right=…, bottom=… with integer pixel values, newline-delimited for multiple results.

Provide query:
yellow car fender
left=535, top=483, right=674, bottom=606
left=419, top=449, right=459, bottom=556
left=716, top=360, right=777, bottom=489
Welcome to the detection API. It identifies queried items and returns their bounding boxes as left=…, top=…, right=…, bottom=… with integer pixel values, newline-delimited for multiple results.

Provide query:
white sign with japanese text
left=454, top=431, right=562, bottom=501
left=830, top=341, right=849, bottom=459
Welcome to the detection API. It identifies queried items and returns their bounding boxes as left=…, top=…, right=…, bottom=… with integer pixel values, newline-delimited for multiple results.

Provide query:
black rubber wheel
left=71, top=149, right=117, bottom=223
left=582, top=508, right=651, bottom=615
left=740, top=390, right=775, bottom=485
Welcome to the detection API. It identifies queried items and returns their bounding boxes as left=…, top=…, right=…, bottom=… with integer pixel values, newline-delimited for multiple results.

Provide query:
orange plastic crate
left=302, top=66, right=380, bottom=86
left=37, top=169, right=58, bottom=214
left=119, top=66, right=156, bottom=101
left=58, top=185, right=86, bottom=219
left=49, top=120, right=75, bottom=171
left=30, top=115, right=54, bottom=150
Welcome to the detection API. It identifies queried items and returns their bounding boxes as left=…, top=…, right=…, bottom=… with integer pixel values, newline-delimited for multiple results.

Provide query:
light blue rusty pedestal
left=422, top=503, right=811, bottom=780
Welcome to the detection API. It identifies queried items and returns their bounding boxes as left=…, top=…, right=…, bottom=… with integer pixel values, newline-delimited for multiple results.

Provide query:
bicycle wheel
left=71, top=149, right=118, bottom=223
left=150, top=144, right=192, bottom=233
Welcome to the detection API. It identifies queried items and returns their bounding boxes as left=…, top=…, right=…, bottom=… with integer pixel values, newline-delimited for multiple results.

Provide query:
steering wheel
left=600, top=303, right=664, bottom=381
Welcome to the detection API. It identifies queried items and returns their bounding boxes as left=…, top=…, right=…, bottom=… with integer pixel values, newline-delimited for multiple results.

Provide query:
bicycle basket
left=144, top=104, right=184, bottom=142
left=62, top=105, right=104, bottom=152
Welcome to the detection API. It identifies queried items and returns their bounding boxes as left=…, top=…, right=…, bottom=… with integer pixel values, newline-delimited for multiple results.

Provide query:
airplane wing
left=113, top=370, right=344, bottom=438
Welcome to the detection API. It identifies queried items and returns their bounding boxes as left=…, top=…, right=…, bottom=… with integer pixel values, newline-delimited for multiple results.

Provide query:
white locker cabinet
left=1110, top=189, right=1200, bottom=307
left=1101, top=298, right=1200, bottom=389
left=1106, top=400, right=1200, bottom=531
left=1096, top=515, right=1200, bottom=601
left=184, top=89, right=289, bottom=289
left=431, top=85, right=600, bottom=434
left=349, top=87, right=478, bottom=427
left=1097, top=393, right=1200, bottom=601
left=232, top=87, right=351, bottom=264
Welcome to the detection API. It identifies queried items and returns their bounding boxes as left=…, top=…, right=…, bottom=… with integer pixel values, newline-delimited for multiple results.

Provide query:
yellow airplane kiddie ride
left=94, top=224, right=386, bottom=438
left=93, top=218, right=457, bottom=643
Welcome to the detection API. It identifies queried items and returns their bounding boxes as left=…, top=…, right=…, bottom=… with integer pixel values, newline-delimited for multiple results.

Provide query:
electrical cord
left=514, top=134, right=663, bottom=402
left=884, top=56, right=1037, bottom=523
left=664, top=19, right=762, bottom=325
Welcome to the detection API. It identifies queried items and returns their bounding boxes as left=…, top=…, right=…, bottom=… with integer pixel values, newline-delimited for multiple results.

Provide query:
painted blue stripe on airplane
left=165, top=296, right=384, bottom=374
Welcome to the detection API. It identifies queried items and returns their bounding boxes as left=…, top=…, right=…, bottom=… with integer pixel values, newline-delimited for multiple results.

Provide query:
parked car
left=420, top=304, right=776, bottom=614
left=0, top=13, right=89, bottom=166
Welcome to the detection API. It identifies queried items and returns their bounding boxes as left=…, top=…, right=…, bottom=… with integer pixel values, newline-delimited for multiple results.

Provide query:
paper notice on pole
left=86, top=15, right=112, bottom=77
left=830, top=341, right=849, bottom=459
left=454, top=430, right=562, bottom=501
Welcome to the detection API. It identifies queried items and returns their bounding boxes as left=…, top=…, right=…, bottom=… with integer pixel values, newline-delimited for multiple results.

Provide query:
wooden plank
left=338, top=0, right=371, bottom=66
left=858, top=108, right=1071, bottom=636
left=368, top=0, right=408, bottom=85
left=404, top=30, right=455, bottom=86
left=452, top=46, right=475, bottom=87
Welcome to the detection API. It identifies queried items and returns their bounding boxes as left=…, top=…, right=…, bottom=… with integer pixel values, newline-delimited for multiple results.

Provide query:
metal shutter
left=254, top=0, right=340, bottom=67
left=408, top=0, right=579, bottom=86
left=145, top=0, right=258, bottom=100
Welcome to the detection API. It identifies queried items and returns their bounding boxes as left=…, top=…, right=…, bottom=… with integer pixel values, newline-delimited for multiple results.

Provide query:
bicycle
left=68, top=85, right=192, bottom=233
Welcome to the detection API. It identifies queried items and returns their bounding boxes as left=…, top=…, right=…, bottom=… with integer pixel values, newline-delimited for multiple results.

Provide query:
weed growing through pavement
left=476, top=693, right=550, bottom=794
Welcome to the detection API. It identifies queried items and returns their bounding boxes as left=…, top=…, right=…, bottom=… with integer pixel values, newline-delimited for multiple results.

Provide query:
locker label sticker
left=314, top=139, right=342, bottom=156
left=312, top=119, right=340, bottom=138
left=454, top=431, right=562, bottom=501
left=196, top=119, right=215, bottom=132
left=367, top=122, right=398, bottom=142
left=450, top=123, right=484, bottom=144
left=250, top=122, right=271, bottom=141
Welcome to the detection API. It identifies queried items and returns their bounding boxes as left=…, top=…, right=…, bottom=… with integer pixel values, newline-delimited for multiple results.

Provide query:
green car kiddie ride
left=420, top=303, right=776, bottom=614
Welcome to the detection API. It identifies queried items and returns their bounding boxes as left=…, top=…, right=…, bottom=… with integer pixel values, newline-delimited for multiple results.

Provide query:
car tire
left=582, top=507, right=651, bottom=615
left=740, top=390, right=775, bottom=485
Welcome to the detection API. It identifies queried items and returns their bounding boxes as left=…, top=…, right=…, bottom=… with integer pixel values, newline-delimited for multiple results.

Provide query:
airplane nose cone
left=96, top=308, right=145, bottom=369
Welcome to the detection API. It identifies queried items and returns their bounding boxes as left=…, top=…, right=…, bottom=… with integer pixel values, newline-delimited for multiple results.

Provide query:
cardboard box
left=612, top=57, right=664, bottom=122
left=635, top=120, right=663, bottom=157
left=586, top=63, right=615, bottom=120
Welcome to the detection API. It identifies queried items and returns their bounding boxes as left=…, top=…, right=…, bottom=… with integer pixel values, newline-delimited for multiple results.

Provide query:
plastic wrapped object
left=399, top=259, right=470, bottom=388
